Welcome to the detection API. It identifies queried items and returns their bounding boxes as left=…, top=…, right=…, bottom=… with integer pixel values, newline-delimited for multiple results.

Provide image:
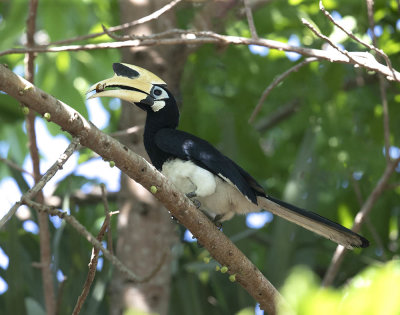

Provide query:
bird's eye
left=153, top=88, right=162, bottom=96
left=151, top=86, right=168, bottom=100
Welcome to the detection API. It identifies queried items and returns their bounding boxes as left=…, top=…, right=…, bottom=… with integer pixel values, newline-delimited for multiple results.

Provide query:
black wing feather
left=154, top=128, right=263, bottom=204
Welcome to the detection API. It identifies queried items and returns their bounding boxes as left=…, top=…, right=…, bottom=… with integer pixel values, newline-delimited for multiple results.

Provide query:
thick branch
left=0, top=64, right=281, bottom=314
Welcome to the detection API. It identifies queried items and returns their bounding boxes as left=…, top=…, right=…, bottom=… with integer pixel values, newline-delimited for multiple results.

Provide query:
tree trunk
left=110, top=1, right=188, bottom=314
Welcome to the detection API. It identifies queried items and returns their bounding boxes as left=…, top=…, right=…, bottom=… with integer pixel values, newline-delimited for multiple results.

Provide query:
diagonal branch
left=249, top=57, right=317, bottom=123
left=301, top=18, right=358, bottom=65
left=72, top=201, right=115, bottom=315
left=0, top=156, right=34, bottom=177
left=0, top=64, right=282, bottom=314
left=22, top=199, right=144, bottom=282
left=322, top=157, right=400, bottom=286
left=46, top=0, right=183, bottom=47
left=0, top=138, right=80, bottom=228
left=319, top=0, right=398, bottom=81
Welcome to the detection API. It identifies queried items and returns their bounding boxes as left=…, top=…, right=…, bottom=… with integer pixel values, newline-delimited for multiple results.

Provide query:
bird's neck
left=143, top=103, right=179, bottom=169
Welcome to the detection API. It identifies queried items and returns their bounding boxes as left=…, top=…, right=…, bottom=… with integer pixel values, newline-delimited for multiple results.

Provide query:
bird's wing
left=154, top=128, right=264, bottom=203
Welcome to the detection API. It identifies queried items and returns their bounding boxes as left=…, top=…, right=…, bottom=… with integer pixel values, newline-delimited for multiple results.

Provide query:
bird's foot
left=186, top=191, right=201, bottom=209
left=212, top=215, right=223, bottom=230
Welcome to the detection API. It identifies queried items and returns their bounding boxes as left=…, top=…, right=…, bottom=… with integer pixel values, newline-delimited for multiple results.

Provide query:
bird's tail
left=257, top=195, right=369, bottom=249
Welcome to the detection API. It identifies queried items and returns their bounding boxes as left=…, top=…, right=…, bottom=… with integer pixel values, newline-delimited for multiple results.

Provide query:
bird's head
left=87, top=63, right=171, bottom=113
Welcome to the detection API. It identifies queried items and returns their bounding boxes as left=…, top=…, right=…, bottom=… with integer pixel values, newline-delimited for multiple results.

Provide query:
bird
left=87, top=62, right=369, bottom=250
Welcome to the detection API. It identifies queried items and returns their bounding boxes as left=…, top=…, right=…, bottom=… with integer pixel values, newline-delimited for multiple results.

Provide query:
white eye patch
left=151, top=86, right=169, bottom=100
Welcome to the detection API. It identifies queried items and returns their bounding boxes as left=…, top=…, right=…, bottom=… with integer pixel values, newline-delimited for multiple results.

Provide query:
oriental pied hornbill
left=87, top=63, right=369, bottom=249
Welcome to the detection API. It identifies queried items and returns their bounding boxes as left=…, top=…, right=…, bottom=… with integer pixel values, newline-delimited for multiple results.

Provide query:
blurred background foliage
left=0, top=0, right=399, bottom=314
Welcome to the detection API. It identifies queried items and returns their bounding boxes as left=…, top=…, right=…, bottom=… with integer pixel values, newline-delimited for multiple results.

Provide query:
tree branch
left=322, top=157, right=400, bottom=286
left=0, top=156, right=34, bottom=177
left=22, top=199, right=146, bottom=282
left=0, top=138, right=80, bottom=228
left=244, top=0, right=258, bottom=39
left=1, top=31, right=399, bottom=82
left=254, top=100, right=301, bottom=132
left=25, top=0, right=56, bottom=312
left=248, top=57, right=317, bottom=123
left=100, top=184, right=114, bottom=255
left=72, top=202, right=115, bottom=315
left=45, top=0, right=183, bottom=47
left=319, top=0, right=398, bottom=81
left=0, top=64, right=282, bottom=314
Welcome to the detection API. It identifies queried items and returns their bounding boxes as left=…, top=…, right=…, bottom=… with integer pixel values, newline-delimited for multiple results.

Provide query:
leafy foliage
left=279, top=261, right=400, bottom=315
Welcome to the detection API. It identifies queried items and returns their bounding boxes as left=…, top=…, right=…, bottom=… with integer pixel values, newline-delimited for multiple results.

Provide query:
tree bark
left=110, top=1, right=187, bottom=314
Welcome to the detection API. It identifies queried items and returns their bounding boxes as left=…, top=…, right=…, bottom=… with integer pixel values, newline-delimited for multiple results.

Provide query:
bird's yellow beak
left=87, top=63, right=166, bottom=104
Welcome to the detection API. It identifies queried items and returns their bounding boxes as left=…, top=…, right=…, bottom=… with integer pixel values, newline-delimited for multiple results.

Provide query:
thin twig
left=72, top=201, right=113, bottom=315
left=378, top=75, right=391, bottom=162
left=0, top=138, right=80, bottom=228
left=23, top=198, right=162, bottom=284
left=55, top=276, right=67, bottom=315
left=100, top=184, right=114, bottom=255
left=254, top=100, right=301, bottom=132
left=301, top=18, right=359, bottom=65
left=322, top=157, right=400, bottom=286
left=319, top=1, right=398, bottom=81
left=44, top=0, right=183, bottom=47
left=102, top=25, right=193, bottom=42
left=0, top=156, right=34, bottom=177
left=248, top=57, right=317, bottom=123
left=349, top=173, right=387, bottom=260
left=364, top=0, right=392, bottom=162
left=244, top=0, right=258, bottom=39
left=385, top=182, right=400, bottom=190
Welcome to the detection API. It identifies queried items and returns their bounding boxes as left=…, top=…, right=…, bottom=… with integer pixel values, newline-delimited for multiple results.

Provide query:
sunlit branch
left=1, top=30, right=398, bottom=82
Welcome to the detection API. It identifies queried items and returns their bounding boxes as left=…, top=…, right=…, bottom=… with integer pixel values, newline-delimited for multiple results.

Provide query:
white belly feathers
left=161, top=159, right=260, bottom=221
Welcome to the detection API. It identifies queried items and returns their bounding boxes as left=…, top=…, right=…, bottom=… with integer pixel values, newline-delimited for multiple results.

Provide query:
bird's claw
left=186, top=191, right=201, bottom=209
left=213, top=215, right=223, bottom=229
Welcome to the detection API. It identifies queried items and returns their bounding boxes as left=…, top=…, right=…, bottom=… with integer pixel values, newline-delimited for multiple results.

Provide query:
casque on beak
left=86, top=63, right=166, bottom=104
